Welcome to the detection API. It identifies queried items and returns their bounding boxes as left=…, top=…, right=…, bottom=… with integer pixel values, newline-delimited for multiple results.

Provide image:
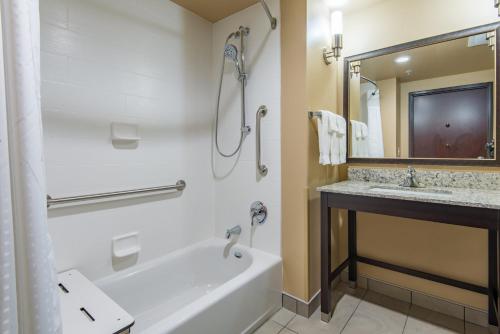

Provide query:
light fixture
left=325, top=0, right=348, bottom=8
left=349, top=61, right=360, bottom=78
left=394, top=55, right=411, bottom=64
left=487, top=31, right=496, bottom=50
left=495, top=0, right=500, bottom=16
left=323, top=11, right=343, bottom=65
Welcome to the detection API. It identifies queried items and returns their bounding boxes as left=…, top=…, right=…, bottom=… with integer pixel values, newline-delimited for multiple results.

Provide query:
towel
left=350, top=120, right=369, bottom=157
left=327, top=113, right=347, bottom=165
left=317, top=111, right=331, bottom=165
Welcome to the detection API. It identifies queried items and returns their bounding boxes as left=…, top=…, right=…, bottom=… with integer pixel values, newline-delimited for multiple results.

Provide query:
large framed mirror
left=344, top=23, right=500, bottom=165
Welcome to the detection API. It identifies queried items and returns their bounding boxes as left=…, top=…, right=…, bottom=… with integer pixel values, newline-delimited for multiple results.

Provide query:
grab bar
left=47, top=180, right=186, bottom=208
left=256, top=105, right=268, bottom=176
left=259, top=0, right=277, bottom=30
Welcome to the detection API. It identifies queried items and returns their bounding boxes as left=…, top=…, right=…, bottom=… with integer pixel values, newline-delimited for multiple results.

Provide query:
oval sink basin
left=369, top=185, right=452, bottom=197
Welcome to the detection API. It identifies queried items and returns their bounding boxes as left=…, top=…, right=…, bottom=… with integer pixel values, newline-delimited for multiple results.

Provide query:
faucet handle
left=250, top=201, right=267, bottom=226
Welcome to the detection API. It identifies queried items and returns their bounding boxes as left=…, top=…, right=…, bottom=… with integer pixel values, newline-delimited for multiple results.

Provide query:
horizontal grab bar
left=47, top=180, right=186, bottom=208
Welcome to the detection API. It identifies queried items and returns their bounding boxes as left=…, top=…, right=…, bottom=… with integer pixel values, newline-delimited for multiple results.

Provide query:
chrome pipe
left=47, top=180, right=186, bottom=208
left=256, top=105, right=268, bottom=176
left=259, top=0, right=277, bottom=30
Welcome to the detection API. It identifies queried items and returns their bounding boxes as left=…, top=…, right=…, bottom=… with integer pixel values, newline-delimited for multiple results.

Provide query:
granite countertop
left=317, top=180, right=500, bottom=210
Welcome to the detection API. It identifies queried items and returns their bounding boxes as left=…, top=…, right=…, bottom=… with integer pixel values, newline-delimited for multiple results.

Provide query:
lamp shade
left=331, top=10, right=343, bottom=35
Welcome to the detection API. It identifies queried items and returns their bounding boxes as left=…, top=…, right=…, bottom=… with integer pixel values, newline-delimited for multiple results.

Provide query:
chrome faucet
left=225, top=225, right=242, bottom=239
left=400, top=166, right=420, bottom=188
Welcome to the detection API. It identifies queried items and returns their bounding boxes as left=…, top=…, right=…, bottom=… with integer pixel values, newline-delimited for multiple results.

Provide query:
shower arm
left=259, top=0, right=277, bottom=30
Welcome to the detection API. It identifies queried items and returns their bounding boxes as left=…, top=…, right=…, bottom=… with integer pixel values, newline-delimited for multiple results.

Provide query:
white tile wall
left=212, top=0, right=282, bottom=256
left=41, top=0, right=281, bottom=281
left=41, top=0, right=215, bottom=280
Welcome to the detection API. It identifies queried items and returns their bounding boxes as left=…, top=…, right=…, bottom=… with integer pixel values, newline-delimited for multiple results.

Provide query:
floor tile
left=342, top=291, right=410, bottom=334
left=271, top=308, right=295, bottom=326
left=464, top=323, right=490, bottom=334
left=279, top=328, right=297, bottom=334
left=404, top=305, right=464, bottom=334
left=253, top=319, right=283, bottom=334
left=287, top=283, right=364, bottom=334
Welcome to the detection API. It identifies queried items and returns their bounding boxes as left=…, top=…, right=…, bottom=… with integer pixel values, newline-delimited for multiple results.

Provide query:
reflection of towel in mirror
left=350, top=120, right=369, bottom=157
left=327, top=113, right=346, bottom=165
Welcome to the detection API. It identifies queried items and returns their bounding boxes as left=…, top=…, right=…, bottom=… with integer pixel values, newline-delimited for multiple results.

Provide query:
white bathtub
left=95, top=239, right=282, bottom=334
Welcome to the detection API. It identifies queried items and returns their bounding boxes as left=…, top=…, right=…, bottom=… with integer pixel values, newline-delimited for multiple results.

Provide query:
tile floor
left=253, top=283, right=490, bottom=334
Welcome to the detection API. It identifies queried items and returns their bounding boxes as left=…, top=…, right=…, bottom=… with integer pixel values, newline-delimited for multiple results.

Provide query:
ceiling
left=171, top=0, right=260, bottom=23
left=360, top=35, right=495, bottom=83
left=329, top=0, right=388, bottom=13
left=171, top=0, right=390, bottom=23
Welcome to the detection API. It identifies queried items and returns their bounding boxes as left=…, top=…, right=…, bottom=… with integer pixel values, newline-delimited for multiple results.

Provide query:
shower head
left=224, top=44, right=242, bottom=77
left=224, top=44, right=238, bottom=63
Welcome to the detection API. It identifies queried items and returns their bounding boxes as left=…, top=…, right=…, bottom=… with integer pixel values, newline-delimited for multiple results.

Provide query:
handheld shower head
left=224, top=44, right=242, bottom=77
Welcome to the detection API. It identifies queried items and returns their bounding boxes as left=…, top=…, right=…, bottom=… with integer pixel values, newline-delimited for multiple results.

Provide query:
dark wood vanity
left=319, top=184, right=500, bottom=330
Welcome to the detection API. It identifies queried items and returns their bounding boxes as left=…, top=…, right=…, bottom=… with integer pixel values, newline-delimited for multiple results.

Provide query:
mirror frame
left=344, top=22, right=500, bottom=166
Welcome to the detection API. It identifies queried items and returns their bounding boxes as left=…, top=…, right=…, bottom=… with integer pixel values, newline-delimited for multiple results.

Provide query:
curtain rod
left=259, top=0, right=277, bottom=30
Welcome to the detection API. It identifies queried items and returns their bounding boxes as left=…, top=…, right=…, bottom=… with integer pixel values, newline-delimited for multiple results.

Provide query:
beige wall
left=282, top=0, right=346, bottom=302
left=306, top=0, right=347, bottom=299
left=281, top=0, right=309, bottom=301
left=399, top=69, right=495, bottom=157
left=336, top=0, right=499, bottom=310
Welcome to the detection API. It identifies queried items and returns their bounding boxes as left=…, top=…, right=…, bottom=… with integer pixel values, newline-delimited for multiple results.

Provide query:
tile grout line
left=401, top=291, right=414, bottom=334
left=339, top=287, right=368, bottom=334
left=463, top=308, right=465, bottom=333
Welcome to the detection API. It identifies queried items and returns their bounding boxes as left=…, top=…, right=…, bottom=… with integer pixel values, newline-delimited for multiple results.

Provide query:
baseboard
left=339, top=269, right=489, bottom=328
left=281, top=277, right=340, bottom=318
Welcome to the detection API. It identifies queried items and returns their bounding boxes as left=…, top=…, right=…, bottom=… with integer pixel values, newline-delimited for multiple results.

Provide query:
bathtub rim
left=95, top=238, right=282, bottom=333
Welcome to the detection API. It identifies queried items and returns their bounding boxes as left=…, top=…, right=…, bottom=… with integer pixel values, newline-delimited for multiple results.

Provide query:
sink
left=369, top=185, right=452, bottom=197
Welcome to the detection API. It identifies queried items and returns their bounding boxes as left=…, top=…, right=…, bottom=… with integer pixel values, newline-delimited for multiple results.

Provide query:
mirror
left=345, top=24, right=499, bottom=164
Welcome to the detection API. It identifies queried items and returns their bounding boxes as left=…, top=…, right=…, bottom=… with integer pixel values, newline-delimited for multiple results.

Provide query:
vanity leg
left=348, top=210, right=357, bottom=288
left=321, top=192, right=332, bottom=322
left=488, top=228, right=498, bottom=328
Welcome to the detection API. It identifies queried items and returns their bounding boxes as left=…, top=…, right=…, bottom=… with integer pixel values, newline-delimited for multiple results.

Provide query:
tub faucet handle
left=250, top=201, right=267, bottom=226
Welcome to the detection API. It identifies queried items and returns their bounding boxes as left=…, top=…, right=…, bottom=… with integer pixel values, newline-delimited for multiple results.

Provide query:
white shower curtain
left=0, top=0, right=62, bottom=333
left=360, top=83, right=384, bottom=158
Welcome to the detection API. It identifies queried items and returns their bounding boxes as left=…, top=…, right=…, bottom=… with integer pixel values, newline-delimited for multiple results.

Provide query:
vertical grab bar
left=256, top=105, right=268, bottom=176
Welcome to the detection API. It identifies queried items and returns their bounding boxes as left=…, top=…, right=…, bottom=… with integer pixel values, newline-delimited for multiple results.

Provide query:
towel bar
left=47, top=180, right=186, bottom=208
left=308, top=111, right=322, bottom=119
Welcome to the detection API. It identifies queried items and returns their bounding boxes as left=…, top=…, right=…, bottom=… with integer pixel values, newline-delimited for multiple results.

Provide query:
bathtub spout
left=225, top=225, right=242, bottom=239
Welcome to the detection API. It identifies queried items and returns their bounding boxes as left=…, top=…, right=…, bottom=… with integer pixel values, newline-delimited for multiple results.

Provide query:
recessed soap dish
left=112, top=232, right=140, bottom=259
left=111, top=122, right=141, bottom=143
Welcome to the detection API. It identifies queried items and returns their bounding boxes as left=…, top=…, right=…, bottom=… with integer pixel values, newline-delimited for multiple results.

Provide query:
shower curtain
left=360, top=83, right=384, bottom=158
left=0, top=0, right=62, bottom=333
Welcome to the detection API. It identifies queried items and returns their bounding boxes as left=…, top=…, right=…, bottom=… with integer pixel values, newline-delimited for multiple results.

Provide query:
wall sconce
left=495, top=0, right=500, bottom=16
left=349, top=61, right=360, bottom=78
left=487, top=31, right=496, bottom=50
left=323, top=11, right=343, bottom=65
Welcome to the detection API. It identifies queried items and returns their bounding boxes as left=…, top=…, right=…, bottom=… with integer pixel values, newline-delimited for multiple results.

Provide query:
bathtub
left=95, top=239, right=282, bottom=334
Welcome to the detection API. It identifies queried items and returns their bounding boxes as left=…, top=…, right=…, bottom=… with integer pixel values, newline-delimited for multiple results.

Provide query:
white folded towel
left=327, top=113, right=346, bottom=165
left=350, top=120, right=369, bottom=157
left=317, top=111, right=331, bottom=165
left=338, top=117, right=347, bottom=164
left=360, top=123, right=368, bottom=139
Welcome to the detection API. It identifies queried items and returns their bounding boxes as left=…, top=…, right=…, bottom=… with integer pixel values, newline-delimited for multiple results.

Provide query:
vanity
left=319, top=174, right=500, bottom=329
left=316, top=21, right=500, bottom=330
